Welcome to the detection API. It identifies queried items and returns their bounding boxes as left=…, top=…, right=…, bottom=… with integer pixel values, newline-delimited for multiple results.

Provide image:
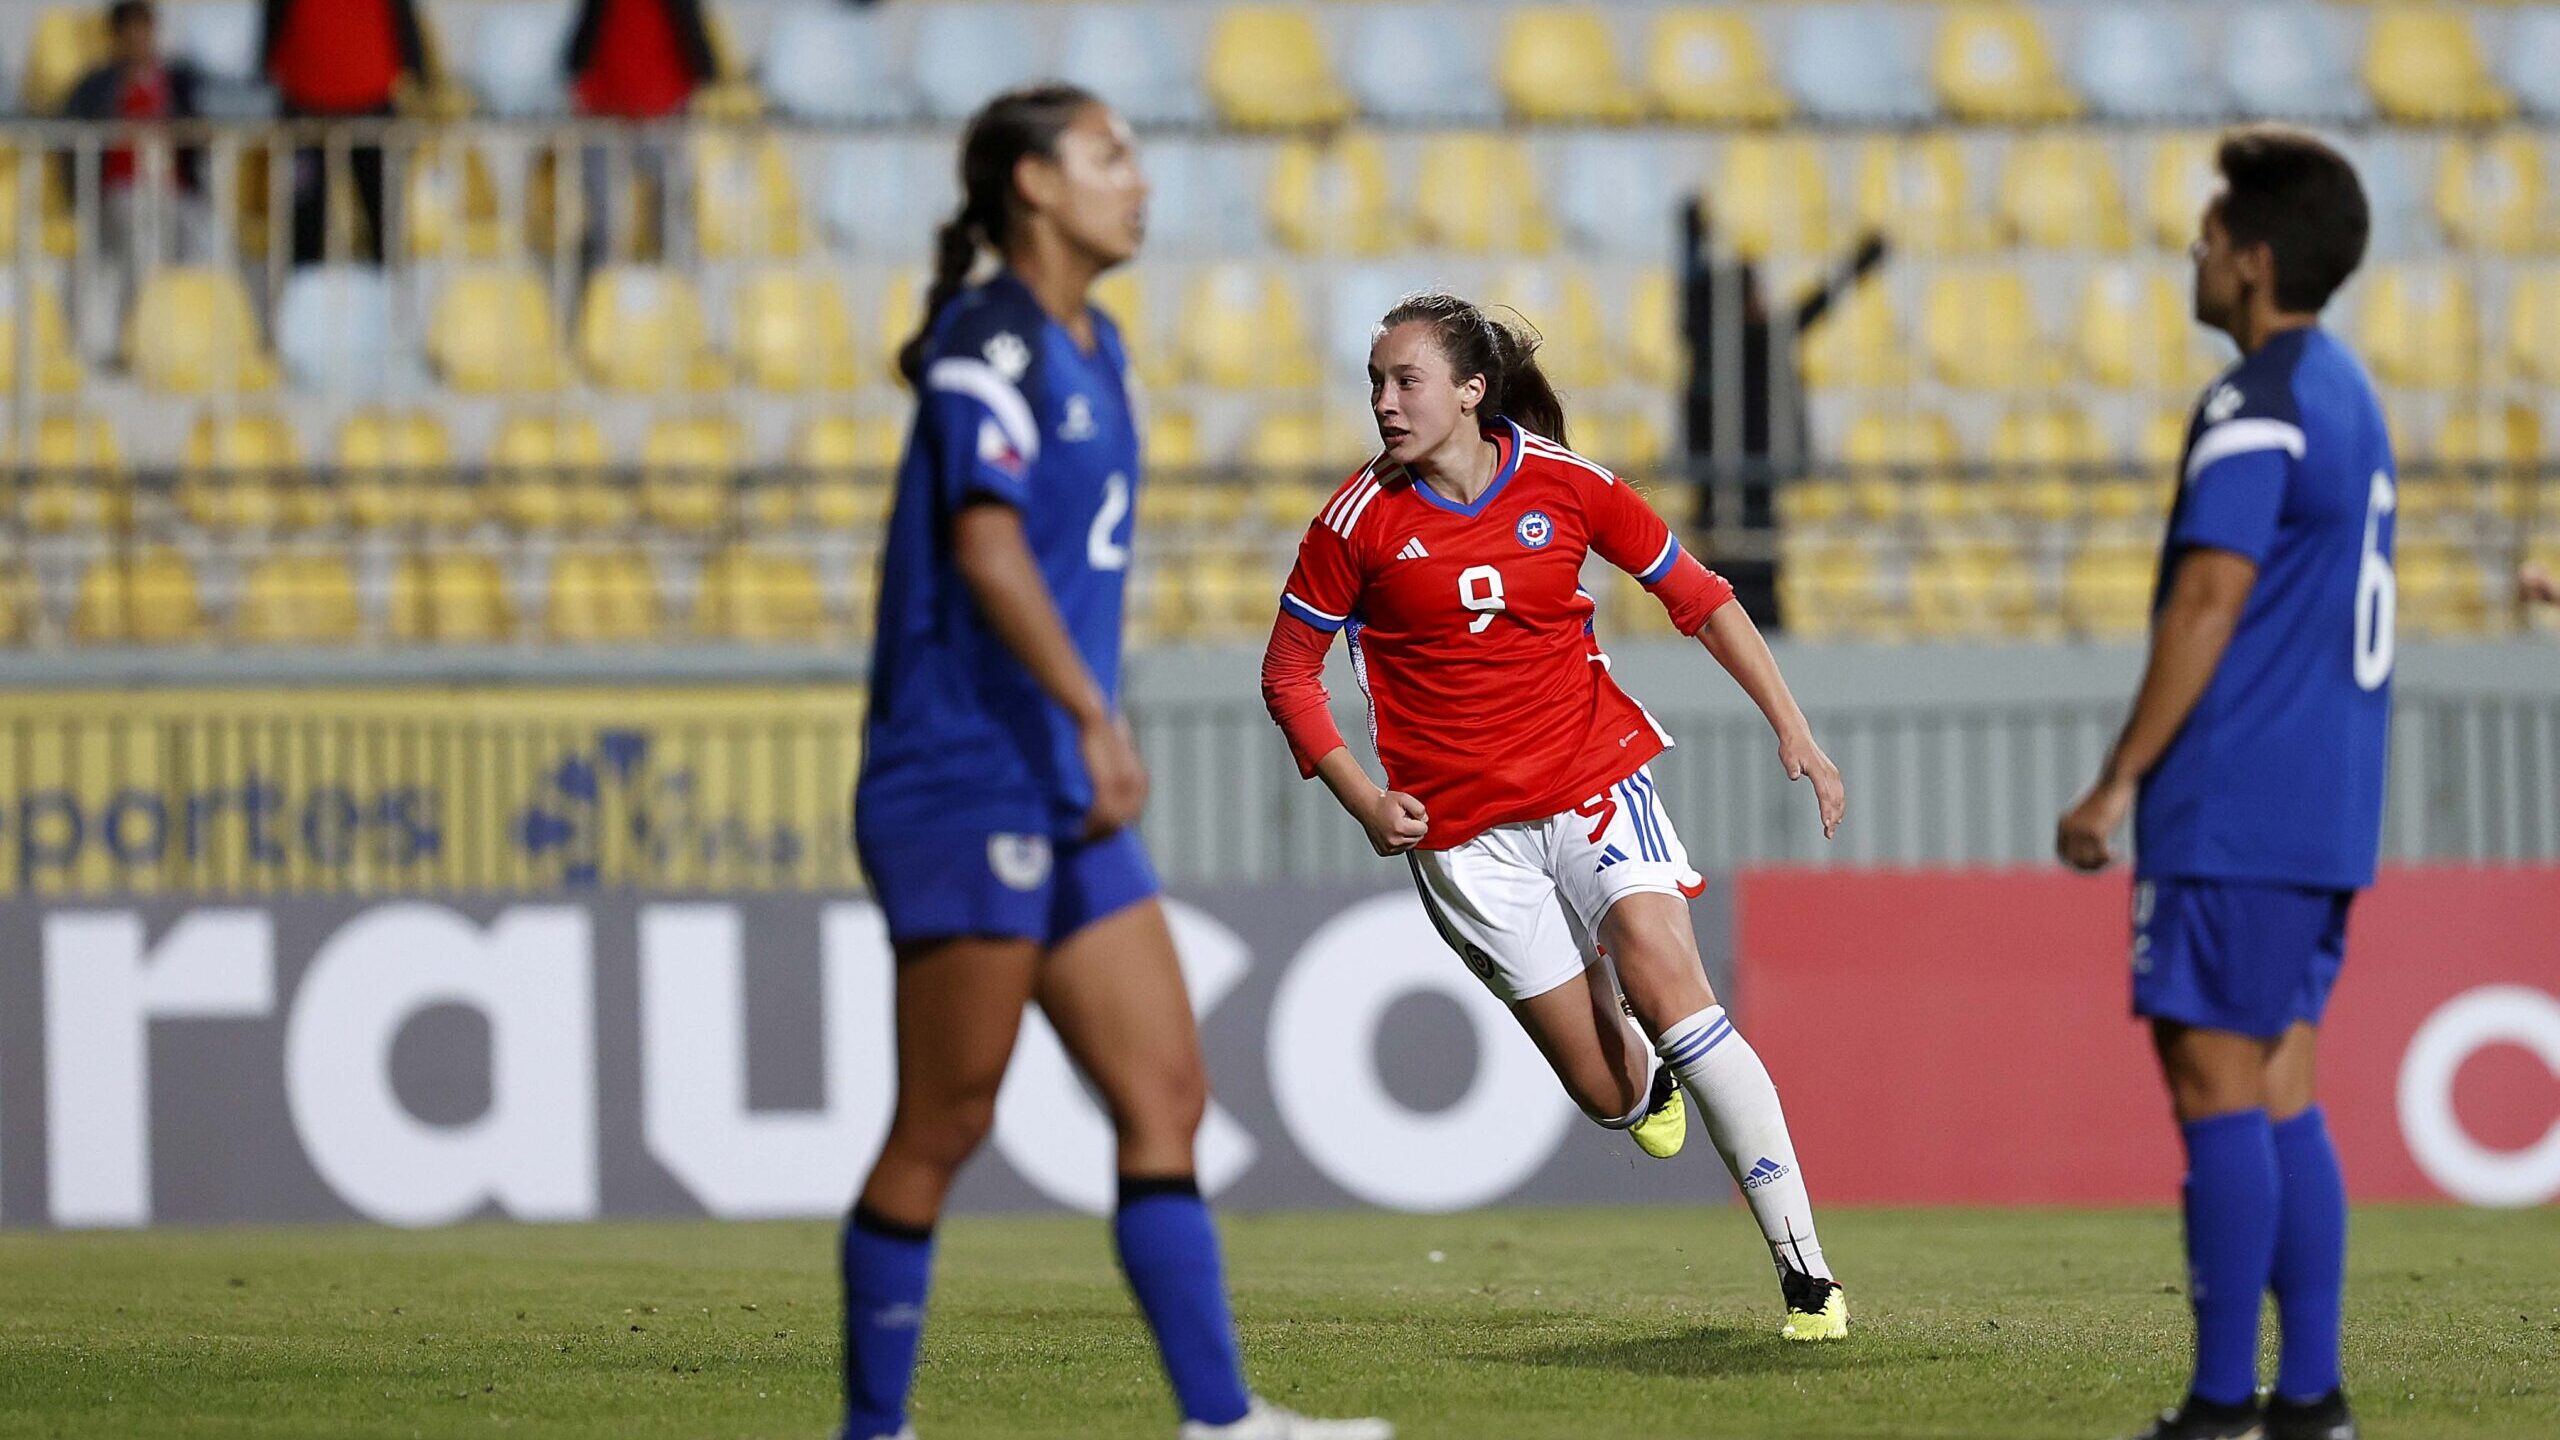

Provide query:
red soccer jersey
left=1270, top=420, right=1732, bottom=849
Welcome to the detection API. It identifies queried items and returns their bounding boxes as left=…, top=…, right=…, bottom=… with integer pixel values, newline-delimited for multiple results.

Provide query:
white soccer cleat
left=1178, top=1397, right=1395, bottom=1440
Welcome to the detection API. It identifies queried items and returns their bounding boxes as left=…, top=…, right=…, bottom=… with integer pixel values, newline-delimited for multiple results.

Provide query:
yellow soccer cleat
left=1778, top=1269, right=1849, bottom=1341
left=1629, top=1065, right=1686, bottom=1159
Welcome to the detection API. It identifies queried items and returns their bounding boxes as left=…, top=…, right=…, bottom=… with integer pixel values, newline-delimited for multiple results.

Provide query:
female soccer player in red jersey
left=1261, top=293, right=1852, bottom=1340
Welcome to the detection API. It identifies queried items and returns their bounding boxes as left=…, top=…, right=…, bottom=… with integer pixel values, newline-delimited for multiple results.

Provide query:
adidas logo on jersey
left=1742, top=1156, right=1793, bottom=1190
left=1397, top=537, right=1430, bottom=560
left=1594, top=844, right=1630, bottom=873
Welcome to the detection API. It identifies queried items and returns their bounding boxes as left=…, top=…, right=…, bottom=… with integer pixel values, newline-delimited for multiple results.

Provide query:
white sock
left=1655, top=1004, right=1831, bottom=1281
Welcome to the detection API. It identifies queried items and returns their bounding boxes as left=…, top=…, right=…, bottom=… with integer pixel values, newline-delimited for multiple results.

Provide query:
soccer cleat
left=1777, top=1265, right=1849, bottom=1341
left=833, top=1428, right=917, bottom=1440
left=1177, top=1397, right=1395, bottom=1440
left=2117, top=1394, right=2266, bottom=1440
left=2264, top=1389, right=2357, bottom=1440
left=1629, top=1064, right=1686, bottom=1159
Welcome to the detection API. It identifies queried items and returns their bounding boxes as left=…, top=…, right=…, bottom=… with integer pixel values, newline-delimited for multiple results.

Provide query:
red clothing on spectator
left=270, top=0, right=403, bottom=112
left=103, top=66, right=172, bottom=187
left=575, top=0, right=697, bottom=118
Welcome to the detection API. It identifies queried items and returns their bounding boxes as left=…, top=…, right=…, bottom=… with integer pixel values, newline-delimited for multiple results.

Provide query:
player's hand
left=2056, top=776, right=2135, bottom=872
left=2521, top=561, right=2559, bottom=607
left=1779, top=729, right=1845, bottom=840
left=1361, top=788, right=1430, bottom=856
left=1079, top=713, right=1150, bottom=840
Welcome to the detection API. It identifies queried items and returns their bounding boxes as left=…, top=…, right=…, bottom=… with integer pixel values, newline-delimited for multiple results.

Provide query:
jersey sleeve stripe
left=1637, top=535, right=1681, bottom=585
left=2185, top=417, right=2306, bottom=481
left=1340, top=477, right=1387, bottom=536
left=1280, top=591, right=1348, bottom=631
left=1523, top=436, right=1617, bottom=485
left=1323, top=478, right=1375, bottom=534
left=925, top=357, right=1041, bottom=463
left=1321, top=464, right=1379, bottom=529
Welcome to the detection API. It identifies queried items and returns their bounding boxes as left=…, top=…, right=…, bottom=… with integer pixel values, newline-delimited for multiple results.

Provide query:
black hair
left=896, top=82, right=1101, bottom=387
left=1375, top=292, right=1568, bottom=447
left=107, top=0, right=152, bottom=30
left=2214, top=126, right=2369, bottom=314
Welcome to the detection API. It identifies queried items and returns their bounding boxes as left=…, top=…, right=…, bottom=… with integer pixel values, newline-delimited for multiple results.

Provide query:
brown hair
left=1376, top=292, right=1568, bottom=448
left=2216, top=126, right=2368, bottom=314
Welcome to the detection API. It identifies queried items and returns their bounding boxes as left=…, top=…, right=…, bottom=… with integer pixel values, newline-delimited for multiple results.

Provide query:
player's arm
left=2057, top=547, right=2257, bottom=871
left=1698, top=601, right=1845, bottom=841
left=1262, top=512, right=1429, bottom=856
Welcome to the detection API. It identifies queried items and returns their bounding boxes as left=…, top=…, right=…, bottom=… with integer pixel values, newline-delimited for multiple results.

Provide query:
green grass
left=1, top=1206, right=2553, bottom=1439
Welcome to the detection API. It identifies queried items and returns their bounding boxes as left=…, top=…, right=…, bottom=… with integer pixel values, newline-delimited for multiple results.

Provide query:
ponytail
left=896, top=82, right=1102, bottom=389
left=1376, top=292, right=1570, bottom=448
left=1486, top=315, right=1568, bottom=449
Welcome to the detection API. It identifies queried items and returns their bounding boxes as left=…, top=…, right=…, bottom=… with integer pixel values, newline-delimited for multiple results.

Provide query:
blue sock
left=2271, top=1106, right=2348, bottom=1403
left=840, top=1204, right=936, bottom=1440
left=2180, top=1109, right=2281, bottom=1408
left=1113, top=1175, right=1252, bottom=1427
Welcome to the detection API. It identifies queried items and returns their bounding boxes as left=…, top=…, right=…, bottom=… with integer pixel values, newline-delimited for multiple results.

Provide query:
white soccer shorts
left=1405, top=763, right=1704, bottom=1003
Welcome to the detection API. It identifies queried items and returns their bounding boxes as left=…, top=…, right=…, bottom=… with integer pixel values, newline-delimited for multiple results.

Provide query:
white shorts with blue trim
left=1405, top=763, right=1704, bottom=1004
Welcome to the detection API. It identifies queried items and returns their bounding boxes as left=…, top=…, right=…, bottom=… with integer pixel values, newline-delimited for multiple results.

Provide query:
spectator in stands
left=1680, top=198, right=1888, bottom=626
left=260, top=0, right=433, bottom=263
left=65, top=0, right=211, bottom=344
left=562, top=0, right=718, bottom=273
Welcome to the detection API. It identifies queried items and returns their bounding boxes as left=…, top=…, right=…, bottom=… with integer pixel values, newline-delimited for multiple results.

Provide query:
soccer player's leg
left=1044, top=832, right=1391, bottom=1440
left=2262, top=895, right=2359, bottom=1440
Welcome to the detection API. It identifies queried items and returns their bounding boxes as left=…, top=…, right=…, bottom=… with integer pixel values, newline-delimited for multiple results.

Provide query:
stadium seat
left=1709, top=136, right=1831, bottom=261
left=1413, top=134, right=1554, bottom=254
left=23, top=6, right=107, bottom=114
left=2144, top=132, right=2221, bottom=251
left=1265, top=133, right=1403, bottom=256
left=0, top=147, right=80, bottom=259
left=1800, top=281, right=1907, bottom=389
left=181, top=411, right=305, bottom=530
left=467, top=2, right=575, bottom=117
left=275, top=265, right=415, bottom=395
left=2137, top=404, right=2194, bottom=472
left=872, top=269, right=928, bottom=385
left=1842, top=409, right=1961, bottom=525
left=1242, top=409, right=1361, bottom=479
left=1577, top=407, right=1669, bottom=474
left=1932, top=5, right=2080, bottom=122
left=234, top=553, right=363, bottom=645
left=1910, top=542, right=2041, bottom=638
left=1497, top=7, right=1641, bottom=122
left=2062, top=541, right=2155, bottom=638
left=1776, top=537, right=1893, bottom=640
left=2075, top=6, right=2226, bottom=122
left=125, top=268, right=275, bottom=393
left=2506, top=266, right=2560, bottom=384
left=2366, top=7, right=2513, bottom=123
left=14, top=412, right=129, bottom=535
left=488, top=412, right=613, bottom=532
left=1922, top=272, right=2054, bottom=390
left=1998, top=135, right=2131, bottom=252
left=1323, top=265, right=1415, bottom=381
left=1488, top=267, right=1613, bottom=390
left=2354, top=266, right=2480, bottom=389
left=1647, top=9, right=1789, bottom=124
left=577, top=266, right=725, bottom=392
left=390, top=550, right=516, bottom=644
left=429, top=269, right=569, bottom=393
left=2433, top=134, right=2553, bottom=256
left=733, top=269, right=861, bottom=391
left=693, top=134, right=807, bottom=259
left=796, top=416, right=900, bottom=530
left=1091, top=269, right=1178, bottom=390
left=1626, top=267, right=1682, bottom=388
left=339, top=410, right=470, bottom=532
left=0, top=277, right=84, bottom=394
left=73, top=545, right=206, bottom=645
left=2437, top=403, right=2545, bottom=486
left=819, top=139, right=948, bottom=257
left=1991, top=403, right=2110, bottom=525
left=696, top=545, right=830, bottom=642
left=1855, top=135, right=1987, bottom=255
left=761, top=3, right=912, bottom=123
left=912, top=4, right=1041, bottom=124
left=2224, top=7, right=2370, bottom=123
left=1344, top=6, right=1498, bottom=124
left=1783, top=6, right=1934, bottom=124
left=640, top=415, right=747, bottom=534
left=0, top=562, right=29, bottom=644
left=2395, top=541, right=2492, bottom=638
left=2078, top=265, right=2221, bottom=390
left=1551, top=134, right=1675, bottom=257
left=402, top=143, right=505, bottom=261
left=544, top=549, right=663, bottom=644
left=2510, top=10, right=2560, bottom=122
left=1204, top=7, right=1353, bottom=129
left=1060, top=5, right=1210, bottom=127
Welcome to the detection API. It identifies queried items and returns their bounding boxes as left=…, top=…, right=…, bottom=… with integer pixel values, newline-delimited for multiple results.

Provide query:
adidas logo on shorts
left=1594, top=844, right=1630, bottom=873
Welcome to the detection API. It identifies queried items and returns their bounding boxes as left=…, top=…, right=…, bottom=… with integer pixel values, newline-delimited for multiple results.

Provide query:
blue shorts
left=856, top=822, right=1159, bottom=948
left=2131, top=876, right=2353, bottom=1038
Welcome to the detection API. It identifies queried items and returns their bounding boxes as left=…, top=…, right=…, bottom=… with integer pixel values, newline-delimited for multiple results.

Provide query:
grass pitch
left=1, top=1206, right=2553, bottom=1439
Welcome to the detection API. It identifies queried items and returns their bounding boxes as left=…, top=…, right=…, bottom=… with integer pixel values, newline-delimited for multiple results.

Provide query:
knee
left=884, top=1084, right=1003, bottom=1176
left=1112, top=1060, right=1208, bottom=1148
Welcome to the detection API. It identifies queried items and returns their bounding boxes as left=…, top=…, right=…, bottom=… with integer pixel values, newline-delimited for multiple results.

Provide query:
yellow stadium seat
left=1265, top=132, right=1402, bottom=256
left=14, top=412, right=127, bottom=534
left=23, top=7, right=106, bottom=114
left=2145, top=132, right=2221, bottom=252
left=1709, top=136, right=1830, bottom=261
left=1498, top=7, right=1642, bottom=122
left=0, top=147, right=81, bottom=257
left=0, top=562, right=29, bottom=644
left=2138, top=404, right=2196, bottom=471
left=2507, top=267, right=2560, bottom=385
left=181, top=412, right=304, bottom=529
left=2434, top=134, right=2553, bottom=256
left=874, top=268, right=927, bottom=385
left=430, top=270, right=569, bottom=392
left=2062, top=541, right=2155, bottom=638
left=1204, top=7, right=1354, bottom=129
left=1923, top=272, right=2054, bottom=389
left=1776, top=538, right=1891, bottom=641
left=1578, top=408, right=1670, bottom=474
left=1800, top=282, right=1906, bottom=389
left=734, top=269, right=861, bottom=391
left=2355, top=266, right=2479, bottom=388
left=796, top=416, right=900, bottom=531
left=1626, top=267, right=1681, bottom=388
left=695, top=545, right=829, bottom=642
left=1855, top=135, right=1988, bottom=256
left=2365, top=7, right=2513, bottom=124
left=1998, top=135, right=2130, bottom=251
left=488, top=412, right=613, bottom=532
left=124, top=267, right=273, bottom=394
left=234, top=553, right=364, bottom=645
left=1843, top=409, right=1961, bottom=525
left=1910, top=542, right=2039, bottom=638
left=1933, top=4, right=2079, bottom=122
left=1992, top=403, right=2110, bottom=524
left=578, top=266, right=726, bottom=392
left=1092, top=270, right=1176, bottom=389
left=1413, top=134, right=1554, bottom=255
left=2395, top=541, right=2492, bottom=637
left=694, top=134, right=806, bottom=259
left=339, top=410, right=473, bottom=531
left=640, top=414, right=747, bottom=533
left=73, top=545, right=205, bottom=644
left=1146, top=405, right=1207, bottom=475
left=404, top=144, right=505, bottom=260
left=544, top=548, right=662, bottom=644
left=2437, top=404, right=2543, bottom=523
left=1178, top=265, right=1320, bottom=389
left=390, top=551, right=515, bottom=644
left=1647, top=9, right=1788, bottom=124
left=1242, top=409, right=1340, bottom=478
left=1488, top=267, right=1613, bottom=389
left=2078, top=265, right=2222, bottom=389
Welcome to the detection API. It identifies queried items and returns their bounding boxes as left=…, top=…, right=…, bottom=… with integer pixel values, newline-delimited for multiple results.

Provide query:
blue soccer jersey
left=2137, top=327, right=2396, bottom=891
left=855, top=271, right=1141, bottom=838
